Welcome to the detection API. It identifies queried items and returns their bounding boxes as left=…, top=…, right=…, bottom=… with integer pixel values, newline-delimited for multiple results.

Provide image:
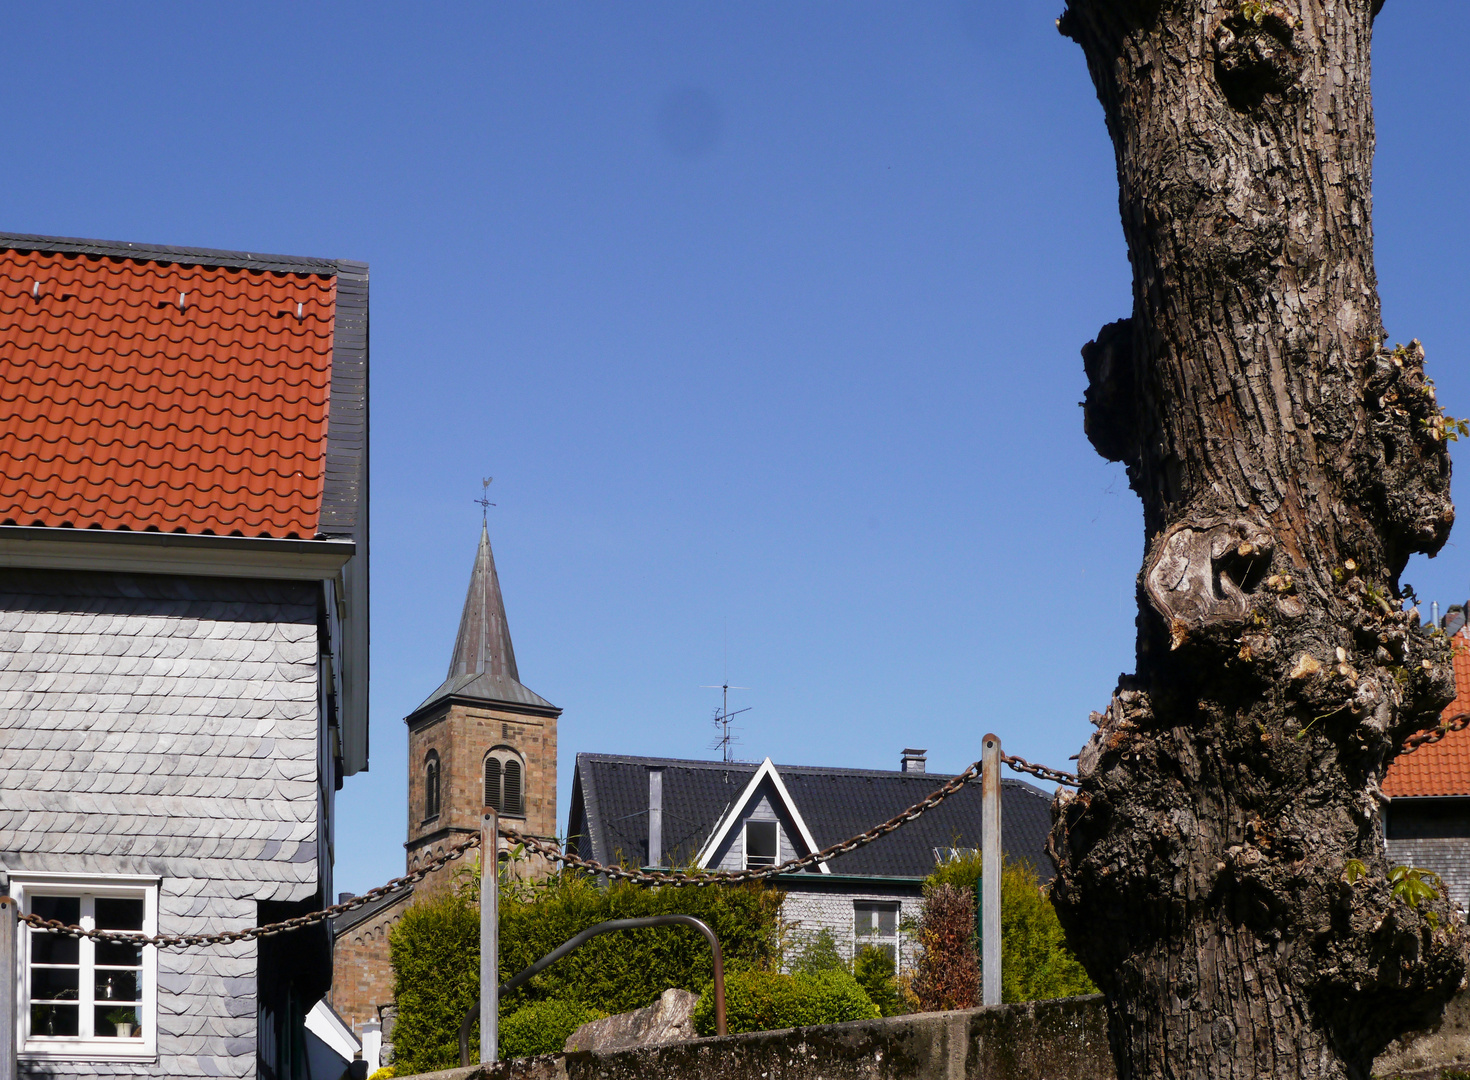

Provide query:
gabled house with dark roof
left=0, top=232, right=368, bottom=1079
left=567, top=750, right=1052, bottom=972
left=1384, top=621, right=1470, bottom=910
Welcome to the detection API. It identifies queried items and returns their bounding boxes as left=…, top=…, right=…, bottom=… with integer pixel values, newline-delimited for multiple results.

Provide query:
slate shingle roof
left=1385, top=628, right=1470, bottom=798
left=567, top=753, right=1055, bottom=880
left=0, top=234, right=366, bottom=539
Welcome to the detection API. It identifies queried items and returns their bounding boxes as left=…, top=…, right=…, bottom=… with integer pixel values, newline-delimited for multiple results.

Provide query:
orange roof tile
left=1384, top=629, right=1470, bottom=798
left=0, top=247, right=336, bottom=538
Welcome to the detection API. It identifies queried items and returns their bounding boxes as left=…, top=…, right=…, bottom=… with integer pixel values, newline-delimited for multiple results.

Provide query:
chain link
left=1398, top=712, right=1470, bottom=757
left=17, top=748, right=1092, bottom=945
left=15, top=835, right=480, bottom=949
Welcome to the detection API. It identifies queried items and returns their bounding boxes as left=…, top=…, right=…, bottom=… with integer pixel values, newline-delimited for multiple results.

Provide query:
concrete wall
left=392, top=990, right=1470, bottom=1080
left=0, top=570, right=323, bottom=1078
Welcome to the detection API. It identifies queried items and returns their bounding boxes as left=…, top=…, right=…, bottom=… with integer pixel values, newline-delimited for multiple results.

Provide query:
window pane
left=96, top=939, right=143, bottom=968
left=95, top=1006, right=138, bottom=1038
left=30, top=967, right=79, bottom=1001
left=96, top=969, right=139, bottom=1002
left=31, top=1003, right=78, bottom=1037
left=32, top=896, right=79, bottom=924
left=95, top=898, right=145, bottom=932
left=746, top=821, right=778, bottom=867
left=30, top=930, right=78, bottom=966
left=877, top=908, right=897, bottom=934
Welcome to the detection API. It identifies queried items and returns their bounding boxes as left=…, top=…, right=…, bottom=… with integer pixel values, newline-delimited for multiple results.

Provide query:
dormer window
left=424, top=750, right=441, bottom=820
left=744, top=820, right=779, bottom=869
left=484, top=746, right=525, bottom=818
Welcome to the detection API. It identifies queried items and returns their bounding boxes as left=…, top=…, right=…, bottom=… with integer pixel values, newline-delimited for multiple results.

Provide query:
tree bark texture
left=1048, top=2, right=1470, bottom=1078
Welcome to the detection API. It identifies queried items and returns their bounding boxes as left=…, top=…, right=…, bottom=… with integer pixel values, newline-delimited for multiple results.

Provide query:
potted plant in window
left=106, top=1008, right=137, bottom=1039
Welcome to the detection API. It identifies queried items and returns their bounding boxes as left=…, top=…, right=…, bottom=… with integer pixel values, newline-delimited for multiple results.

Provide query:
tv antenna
left=700, top=681, right=750, bottom=763
left=474, top=477, right=496, bottom=521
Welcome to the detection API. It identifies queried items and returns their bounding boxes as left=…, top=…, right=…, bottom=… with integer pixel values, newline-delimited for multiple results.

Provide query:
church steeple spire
left=414, top=524, right=554, bottom=713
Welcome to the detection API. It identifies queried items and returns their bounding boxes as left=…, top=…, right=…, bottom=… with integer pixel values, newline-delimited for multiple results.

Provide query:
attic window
left=484, top=746, right=525, bottom=819
left=744, top=820, right=779, bottom=869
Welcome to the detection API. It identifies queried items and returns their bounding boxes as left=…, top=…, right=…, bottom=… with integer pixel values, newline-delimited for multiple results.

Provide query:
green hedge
left=388, top=873, right=783, bottom=1071
left=691, top=969, right=879, bottom=1036
left=497, top=873, right=783, bottom=1016
left=499, top=999, right=606, bottom=1058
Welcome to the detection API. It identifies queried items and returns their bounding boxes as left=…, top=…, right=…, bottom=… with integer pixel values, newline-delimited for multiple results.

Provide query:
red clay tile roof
left=0, top=246, right=337, bottom=538
left=1384, top=629, right=1470, bottom=799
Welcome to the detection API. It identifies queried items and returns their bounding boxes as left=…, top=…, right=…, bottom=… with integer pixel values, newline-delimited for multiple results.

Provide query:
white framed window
left=854, top=901, right=900, bottom=964
left=10, top=872, right=159, bottom=1063
left=743, top=820, right=779, bottom=869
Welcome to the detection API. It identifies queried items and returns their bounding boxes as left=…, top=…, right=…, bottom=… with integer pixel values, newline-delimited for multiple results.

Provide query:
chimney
left=901, top=749, right=927, bottom=774
left=648, top=767, right=665, bottom=868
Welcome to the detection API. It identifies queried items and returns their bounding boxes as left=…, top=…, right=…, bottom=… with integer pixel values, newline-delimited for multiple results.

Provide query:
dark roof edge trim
left=0, top=231, right=345, bottom=275
left=403, top=693, right=563, bottom=728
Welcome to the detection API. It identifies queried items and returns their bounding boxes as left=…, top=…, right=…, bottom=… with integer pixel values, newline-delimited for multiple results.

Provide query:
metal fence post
left=481, top=811, right=498, bottom=1064
left=0, top=894, right=16, bottom=1080
left=981, top=734, right=1002, bottom=1006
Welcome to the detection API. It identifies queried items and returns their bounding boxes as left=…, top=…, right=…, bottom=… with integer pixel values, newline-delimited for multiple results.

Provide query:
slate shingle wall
left=0, top=570, right=321, bottom=1078
left=1386, top=837, right=1470, bottom=912
left=781, top=891, right=922, bottom=974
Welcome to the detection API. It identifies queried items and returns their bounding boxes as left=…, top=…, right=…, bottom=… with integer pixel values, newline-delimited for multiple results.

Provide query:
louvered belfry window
left=484, top=747, right=525, bottom=818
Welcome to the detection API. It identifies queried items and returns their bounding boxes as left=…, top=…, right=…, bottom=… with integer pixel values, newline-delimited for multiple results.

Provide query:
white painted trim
left=10, top=874, right=160, bottom=1063
left=695, top=758, right=829, bottom=873
left=0, top=526, right=354, bottom=581
left=305, top=999, right=361, bottom=1062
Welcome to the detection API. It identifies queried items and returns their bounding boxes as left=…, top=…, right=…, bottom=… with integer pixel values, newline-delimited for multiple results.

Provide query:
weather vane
left=474, top=477, right=496, bottom=521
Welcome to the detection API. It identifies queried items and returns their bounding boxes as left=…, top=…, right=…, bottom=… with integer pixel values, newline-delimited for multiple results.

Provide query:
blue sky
left=4, top=3, right=1468, bottom=896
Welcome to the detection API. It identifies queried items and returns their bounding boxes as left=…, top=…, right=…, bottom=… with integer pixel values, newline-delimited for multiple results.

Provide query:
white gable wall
left=0, top=573, right=322, bottom=1078
left=706, top=783, right=806, bottom=873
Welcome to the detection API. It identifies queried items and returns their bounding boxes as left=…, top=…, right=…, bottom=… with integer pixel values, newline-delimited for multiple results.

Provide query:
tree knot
left=1146, top=517, right=1274, bottom=647
left=1213, top=4, right=1304, bottom=111
left=1081, top=318, right=1140, bottom=471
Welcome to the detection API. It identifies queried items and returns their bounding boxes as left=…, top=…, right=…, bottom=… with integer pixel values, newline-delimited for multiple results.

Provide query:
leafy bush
left=692, top=968, right=879, bottom=1035
left=912, top=883, right=979, bottom=1011
left=787, top=927, right=846, bottom=975
left=498, top=873, right=784, bottom=1016
left=499, top=999, right=606, bottom=1058
left=853, top=946, right=903, bottom=1017
left=387, top=871, right=783, bottom=1070
left=387, top=889, right=482, bottom=1074
left=915, top=853, right=1096, bottom=1008
left=998, top=861, right=1096, bottom=1002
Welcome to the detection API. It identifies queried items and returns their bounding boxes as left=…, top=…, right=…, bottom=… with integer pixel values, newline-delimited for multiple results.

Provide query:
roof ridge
left=0, top=232, right=346, bottom=275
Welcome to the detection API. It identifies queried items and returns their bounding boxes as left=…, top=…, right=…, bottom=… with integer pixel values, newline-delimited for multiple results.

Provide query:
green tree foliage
left=691, top=968, right=878, bottom=1036
left=499, top=999, right=606, bottom=1059
left=852, top=946, right=903, bottom=1017
left=387, top=889, right=481, bottom=1074
left=916, top=853, right=1096, bottom=1007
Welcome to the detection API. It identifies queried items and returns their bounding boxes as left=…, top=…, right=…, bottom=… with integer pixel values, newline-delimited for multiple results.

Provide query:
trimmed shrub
left=499, top=999, right=606, bottom=1059
left=853, top=945, right=903, bottom=1016
left=917, top=853, right=1096, bottom=1007
left=787, top=927, right=846, bottom=975
left=497, top=873, right=784, bottom=1016
left=692, top=968, right=879, bottom=1036
left=911, top=883, right=979, bottom=1011
left=387, top=889, right=481, bottom=1074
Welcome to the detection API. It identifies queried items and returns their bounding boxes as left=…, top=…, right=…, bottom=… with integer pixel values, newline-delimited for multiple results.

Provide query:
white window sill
left=23, top=1038, right=157, bottom=1062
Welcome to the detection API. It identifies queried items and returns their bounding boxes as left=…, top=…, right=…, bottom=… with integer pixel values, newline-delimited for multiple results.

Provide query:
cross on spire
left=474, top=476, right=496, bottom=521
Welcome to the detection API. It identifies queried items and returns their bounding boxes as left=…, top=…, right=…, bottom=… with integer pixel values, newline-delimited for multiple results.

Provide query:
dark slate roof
left=566, top=753, right=1055, bottom=881
left=412, top=524, right=556, bottom=716
left=331, top=885, right=413, bottom=937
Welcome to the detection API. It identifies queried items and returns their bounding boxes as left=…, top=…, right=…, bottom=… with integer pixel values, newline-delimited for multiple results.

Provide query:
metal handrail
left=458, top=913, right=727, bottom=1066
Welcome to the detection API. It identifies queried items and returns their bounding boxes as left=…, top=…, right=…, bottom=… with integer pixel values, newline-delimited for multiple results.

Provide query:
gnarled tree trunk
left=1047, top=2, right=1470, bottom=1077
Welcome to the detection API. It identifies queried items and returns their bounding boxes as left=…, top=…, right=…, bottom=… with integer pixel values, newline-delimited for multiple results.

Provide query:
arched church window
left=424, top=750, right=441, bottom=820
left=484, top=746, right=525, bottom=818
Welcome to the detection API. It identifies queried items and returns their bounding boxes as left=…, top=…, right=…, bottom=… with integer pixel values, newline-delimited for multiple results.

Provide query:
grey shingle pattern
left=0, top=570, right=322, bottom=1078
left=567, top=753, right=1055, bottom=880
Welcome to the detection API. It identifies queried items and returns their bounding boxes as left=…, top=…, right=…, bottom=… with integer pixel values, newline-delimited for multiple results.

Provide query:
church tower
left=403, top=524, right=561, bottom=885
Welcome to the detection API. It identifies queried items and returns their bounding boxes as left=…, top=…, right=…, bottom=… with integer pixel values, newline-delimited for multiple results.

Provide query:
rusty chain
left=17, top=751, right=1087, bottom=946
left=1397, top=712, right=1470, bottom=757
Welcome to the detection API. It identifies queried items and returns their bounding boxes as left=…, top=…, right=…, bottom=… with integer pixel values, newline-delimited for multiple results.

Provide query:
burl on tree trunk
left=1047, top=1, right=1470, bottom=1077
